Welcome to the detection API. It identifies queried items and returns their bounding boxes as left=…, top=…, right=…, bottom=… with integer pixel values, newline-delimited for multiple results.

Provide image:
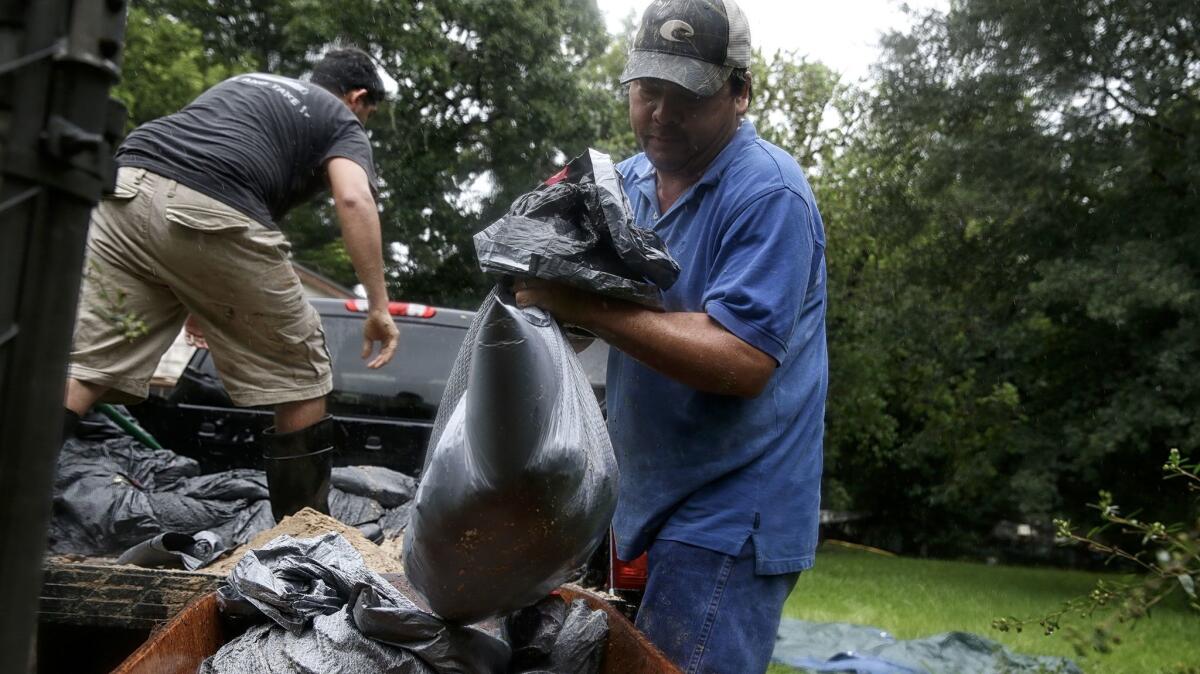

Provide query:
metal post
left=0, top=1, right=127, bottom=670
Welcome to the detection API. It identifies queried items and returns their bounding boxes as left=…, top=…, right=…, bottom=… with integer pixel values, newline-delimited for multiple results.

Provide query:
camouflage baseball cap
left=620, top=0, right=752, bottom=97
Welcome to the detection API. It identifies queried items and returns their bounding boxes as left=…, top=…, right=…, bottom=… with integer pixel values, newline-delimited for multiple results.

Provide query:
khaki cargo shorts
left=68, top=167, right=332, bottom=406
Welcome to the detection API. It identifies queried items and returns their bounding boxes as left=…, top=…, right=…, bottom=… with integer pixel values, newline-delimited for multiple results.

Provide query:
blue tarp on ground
left=772, top=618, right=1083, bottom=674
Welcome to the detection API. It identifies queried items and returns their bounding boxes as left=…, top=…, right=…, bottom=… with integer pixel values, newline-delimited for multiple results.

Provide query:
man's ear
left=734, top=91, right=750, bottom=116
left=342, top=88, right=369, bottom=107
left=735, top=73, right=752, bottom=116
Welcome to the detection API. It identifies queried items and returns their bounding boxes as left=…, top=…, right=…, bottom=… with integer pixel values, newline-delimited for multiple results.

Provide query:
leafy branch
left=993, top=449, right=1199, bottom=658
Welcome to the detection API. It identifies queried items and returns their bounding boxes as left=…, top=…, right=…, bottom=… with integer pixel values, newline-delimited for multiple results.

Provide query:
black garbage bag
left=505, top=597, right=567, bottom=668
left=169, top=468, right=269, bottom=502
left=475, top=148, right=679, bottom=308
left=380, top=502, right=412, bottom=538
left=203, top=532, right=510, bottom=674
left=49, top=436, right=263, bottom=555
left=329, top=467, right=419, bottom=542
left=333, top=465, right=418, bottom=508
left=504, top=595, right=608, bottom=674
left=205, top=500, right=277, bottom=553
left=330, top=490, right=386, bottom=529
left=52, top=430, right=420, bottom=562
left=403, top=289, right=618, bottom=623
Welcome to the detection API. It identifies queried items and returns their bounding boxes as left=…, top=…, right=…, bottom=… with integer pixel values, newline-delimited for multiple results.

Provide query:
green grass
left=765, top=544, right=1199, bottom=674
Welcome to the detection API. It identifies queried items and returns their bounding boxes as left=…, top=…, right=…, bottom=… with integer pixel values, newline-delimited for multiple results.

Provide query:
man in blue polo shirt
left=514, top=1, right=827, bottom=671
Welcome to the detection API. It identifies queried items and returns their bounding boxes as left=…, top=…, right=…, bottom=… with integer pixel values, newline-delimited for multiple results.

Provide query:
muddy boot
left=262, top=415, right=335, bottom=522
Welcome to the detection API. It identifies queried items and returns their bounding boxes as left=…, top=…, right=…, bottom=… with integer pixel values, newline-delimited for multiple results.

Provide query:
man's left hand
left=184, top=315, right=209, bottom=350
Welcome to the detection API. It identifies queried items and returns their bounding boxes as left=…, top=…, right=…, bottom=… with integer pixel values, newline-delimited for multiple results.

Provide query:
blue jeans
left=635, top=538, right=800, bottom=674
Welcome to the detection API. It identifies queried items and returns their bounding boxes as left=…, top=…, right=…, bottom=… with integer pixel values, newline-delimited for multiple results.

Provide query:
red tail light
left=344, top=299, right=436, bottom=318
left=609, top=535, right=648, bottom=592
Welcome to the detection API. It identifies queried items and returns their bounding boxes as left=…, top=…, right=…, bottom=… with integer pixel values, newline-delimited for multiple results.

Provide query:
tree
left=113, top=7, right=248, bottom=129
left=749, top=51, right=844, bottom=174
left=816, top=0, right=1200, bottom=553
left=575, top=12, right=637, bottom=161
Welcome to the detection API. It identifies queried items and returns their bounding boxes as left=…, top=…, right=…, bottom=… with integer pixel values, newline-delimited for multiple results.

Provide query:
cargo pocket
left=264, top=307, right=329, bottom=384
left=103, top=168, right=144, bottom=201
left=165, top=202, right=253, bottom=233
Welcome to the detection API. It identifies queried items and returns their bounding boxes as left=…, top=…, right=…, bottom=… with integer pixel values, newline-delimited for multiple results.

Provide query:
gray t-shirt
left=117, top=73, right=377, bottom=229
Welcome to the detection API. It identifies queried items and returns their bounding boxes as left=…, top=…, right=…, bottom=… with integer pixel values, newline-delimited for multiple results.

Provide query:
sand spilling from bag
left=204, top=507, right=404, bottom=575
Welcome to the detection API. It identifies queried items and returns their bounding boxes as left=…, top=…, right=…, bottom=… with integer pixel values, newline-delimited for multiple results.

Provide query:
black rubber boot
left=63, top=409, right=81, bottom=441
left=262, top=415, right=335, bottom=522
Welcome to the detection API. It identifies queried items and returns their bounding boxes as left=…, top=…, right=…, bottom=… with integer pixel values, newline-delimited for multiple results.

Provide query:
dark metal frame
left=0, top=1, right=127, bottom=670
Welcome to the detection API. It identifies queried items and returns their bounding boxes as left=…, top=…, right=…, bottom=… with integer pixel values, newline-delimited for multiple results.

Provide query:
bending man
left=64, top=48, right=399, bottom=521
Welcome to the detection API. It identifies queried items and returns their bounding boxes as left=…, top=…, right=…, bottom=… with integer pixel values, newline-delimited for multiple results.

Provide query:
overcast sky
left=598, top=0, right=949, bottom=81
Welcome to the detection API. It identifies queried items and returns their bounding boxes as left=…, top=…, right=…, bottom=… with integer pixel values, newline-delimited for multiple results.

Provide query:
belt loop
left=132, top=168, right=146, bottom=185
left=166, top=179, right=177, bottom=199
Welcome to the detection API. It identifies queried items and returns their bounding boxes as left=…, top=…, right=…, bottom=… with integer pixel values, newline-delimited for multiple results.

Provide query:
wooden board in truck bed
left=39, top=559, right=221, bottom=630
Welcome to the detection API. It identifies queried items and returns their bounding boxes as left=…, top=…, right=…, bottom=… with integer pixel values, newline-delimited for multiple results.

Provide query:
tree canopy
left=817, top=0, right=1200, bottom=553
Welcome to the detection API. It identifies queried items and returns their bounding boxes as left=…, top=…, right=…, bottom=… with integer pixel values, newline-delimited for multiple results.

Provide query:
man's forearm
left=571, top=298, right=773, bottom=398
left=336, top=198, right=389, bottom=309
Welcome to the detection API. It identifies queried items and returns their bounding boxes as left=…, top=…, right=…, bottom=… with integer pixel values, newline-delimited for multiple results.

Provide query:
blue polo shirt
left=607, top=121, right=827, bottom=575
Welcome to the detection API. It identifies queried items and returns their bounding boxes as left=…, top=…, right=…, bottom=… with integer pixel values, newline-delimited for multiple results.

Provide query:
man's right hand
left=328, top=157, right=397, bottom=370
left=362, top=309, right=399, bottom=369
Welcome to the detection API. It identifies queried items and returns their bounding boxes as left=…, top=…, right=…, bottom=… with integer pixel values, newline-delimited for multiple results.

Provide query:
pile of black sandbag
left=202, top=532, right=607, bottom=674
left=49, top=426, right=416, bottom=567
left=329, top=464, right=417, bottom=542
left=50, top=435, right=274, bottom=561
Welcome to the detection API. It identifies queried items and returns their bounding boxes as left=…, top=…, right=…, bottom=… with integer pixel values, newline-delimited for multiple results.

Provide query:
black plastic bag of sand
left=403, top=289, right=618, bottom=623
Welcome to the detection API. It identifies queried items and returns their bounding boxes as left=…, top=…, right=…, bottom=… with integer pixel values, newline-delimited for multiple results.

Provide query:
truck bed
left=112, top=582, right=680, bottom=674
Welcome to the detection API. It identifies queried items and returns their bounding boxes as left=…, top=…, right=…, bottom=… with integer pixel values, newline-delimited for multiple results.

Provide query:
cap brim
left=620, top=50, right=732, bottom=97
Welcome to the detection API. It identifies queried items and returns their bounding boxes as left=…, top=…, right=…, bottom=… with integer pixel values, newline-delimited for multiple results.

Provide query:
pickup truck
left=129, top=297, right=610, bottom=476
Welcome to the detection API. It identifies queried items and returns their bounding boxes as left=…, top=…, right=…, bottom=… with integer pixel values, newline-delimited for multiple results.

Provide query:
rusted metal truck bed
left=113, top=584, right=680, bottom=674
